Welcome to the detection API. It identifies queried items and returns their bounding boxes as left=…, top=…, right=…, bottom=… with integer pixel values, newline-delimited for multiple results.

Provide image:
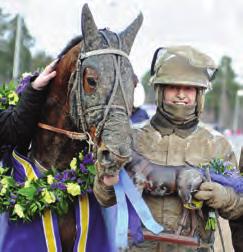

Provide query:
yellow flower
left=8, top=91, right=19, bottom=105
left=70, top=157, right=77, bottom=170
left=41, top=189, right=56, bottom=204
left=66, top=183, right=81, bottom=196
left=14, top=204, right=25, bottom=218
left=24, top=179, right=32, bottom=188
left=0, top=167, right=5, bottom=175
left=1, top=177, right=10, bottom=187
left=47, top=175, right=54, bottom=185
left=78, top=152, right=83, bottom=161
left=24, top=180, right=31, bottom=188
left=0, top=186, right=7, bottom=195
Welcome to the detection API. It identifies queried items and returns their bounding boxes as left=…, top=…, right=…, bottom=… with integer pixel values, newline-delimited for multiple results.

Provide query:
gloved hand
left=194, top=181, right=233, bottom=209
left=93, top=174, right=116, bottom=207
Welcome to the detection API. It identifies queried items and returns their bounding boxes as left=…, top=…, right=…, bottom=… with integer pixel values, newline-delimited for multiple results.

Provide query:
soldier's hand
left=194, top=182, right=230, bottom=209
left=32, top=59, right=58, bottom=90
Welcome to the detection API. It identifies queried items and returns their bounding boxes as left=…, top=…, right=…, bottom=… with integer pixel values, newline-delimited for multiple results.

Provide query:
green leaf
left=86, top=164, right=96, bottom=175
left=30, top=203, right=38, bottom=214
left=59, top=199, right=68, bottom=214
left=17, top=185, right=37, bottom=200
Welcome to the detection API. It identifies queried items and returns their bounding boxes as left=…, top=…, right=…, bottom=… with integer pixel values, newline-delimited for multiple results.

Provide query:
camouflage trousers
left=128, top=240, right=211, bottom=252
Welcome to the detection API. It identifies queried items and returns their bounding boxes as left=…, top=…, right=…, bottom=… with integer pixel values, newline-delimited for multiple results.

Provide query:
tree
left=205, top=56, right=240, bottom=129
left=31, top=51, right=53, bottom=72
left=0, top=8, right=54, bottom=83
left=0, top=10, right=35, bottom=83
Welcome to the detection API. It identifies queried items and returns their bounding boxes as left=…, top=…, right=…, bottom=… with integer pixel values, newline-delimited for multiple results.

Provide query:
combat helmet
left=149, top=45, right=217, bottom=119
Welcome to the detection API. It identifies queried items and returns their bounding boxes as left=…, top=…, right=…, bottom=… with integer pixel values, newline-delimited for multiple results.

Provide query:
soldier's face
left=163, top=85, right=197, bottom=105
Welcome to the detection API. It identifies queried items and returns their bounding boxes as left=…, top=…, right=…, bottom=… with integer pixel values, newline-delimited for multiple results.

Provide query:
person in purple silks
left=0, top=61, right=56, bottom=165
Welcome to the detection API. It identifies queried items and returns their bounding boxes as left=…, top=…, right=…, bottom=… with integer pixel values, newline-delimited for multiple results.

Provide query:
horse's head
left=32, top=4, right=143, bottom=176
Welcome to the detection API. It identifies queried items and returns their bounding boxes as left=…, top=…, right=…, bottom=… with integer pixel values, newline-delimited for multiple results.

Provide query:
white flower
left=21, top=72, right=32, bottom=78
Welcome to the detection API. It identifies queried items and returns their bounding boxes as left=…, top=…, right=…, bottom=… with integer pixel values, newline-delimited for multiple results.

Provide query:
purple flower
left=223, top=161, right=232, bottom=167
left=80, top=164, right=88, bottom=173
left=10, top=199, right=16, bottom=205
left=10, top=193, right=17, bottom=199
left=0, top=97, right=7, bottom=105
left=61, top=170, right=77, bottom=182
left=87, top=188, right=93, bottom=193
left=83, top=153, right=94, bottom=165
left=51, top=182, right=67, bottom=191
left=16, top=72, right=39, bottom=95
left=54, top=173, right=63, bottom=181
left=69, top=170, right=77, bottom=177
left=77, top=178, right=83, bottom=184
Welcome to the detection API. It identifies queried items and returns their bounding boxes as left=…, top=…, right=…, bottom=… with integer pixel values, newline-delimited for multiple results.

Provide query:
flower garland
left=0, top=73, right=96, bottom=222
left=0, top=151, right=96, bottom=222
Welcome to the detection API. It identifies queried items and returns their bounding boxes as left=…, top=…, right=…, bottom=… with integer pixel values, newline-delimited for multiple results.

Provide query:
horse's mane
left=57, top=35, right=83, bottom=58
left=57, top=28, right=111, bottom=58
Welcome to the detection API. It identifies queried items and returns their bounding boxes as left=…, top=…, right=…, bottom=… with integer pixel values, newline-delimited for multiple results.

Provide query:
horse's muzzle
left=96, top=143, right=131, bottom=176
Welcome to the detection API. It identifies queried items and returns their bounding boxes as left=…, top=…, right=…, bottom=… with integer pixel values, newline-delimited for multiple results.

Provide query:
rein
left=38, top=122, right=88, bottom=141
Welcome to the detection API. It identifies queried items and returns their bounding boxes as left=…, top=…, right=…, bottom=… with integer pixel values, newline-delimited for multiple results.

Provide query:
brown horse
left=29, top=4, right=143, bottom=252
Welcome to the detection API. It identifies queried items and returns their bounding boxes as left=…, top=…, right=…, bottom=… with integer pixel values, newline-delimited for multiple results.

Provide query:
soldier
left=94, top=46, right=239, bottom=251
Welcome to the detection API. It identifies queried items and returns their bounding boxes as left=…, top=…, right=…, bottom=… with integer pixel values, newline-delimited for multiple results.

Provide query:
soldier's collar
left=151, top=111, right=198, bottom=138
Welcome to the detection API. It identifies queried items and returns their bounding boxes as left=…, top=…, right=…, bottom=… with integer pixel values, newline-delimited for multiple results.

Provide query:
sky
left=2, top=0, right=243, bottom=82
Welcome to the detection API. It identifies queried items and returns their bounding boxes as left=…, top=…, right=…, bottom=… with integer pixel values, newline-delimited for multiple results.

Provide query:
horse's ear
left=81, top=4, right=101, bottom=51
left=119, top=12, right=143, bottom=55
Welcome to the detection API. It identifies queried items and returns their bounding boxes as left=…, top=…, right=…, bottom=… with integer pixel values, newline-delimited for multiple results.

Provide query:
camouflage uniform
left=94, top=46, right=238, bottom=252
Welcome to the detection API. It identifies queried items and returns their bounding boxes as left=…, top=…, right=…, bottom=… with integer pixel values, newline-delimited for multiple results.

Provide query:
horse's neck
left=31, top=116, right=83, bottom=171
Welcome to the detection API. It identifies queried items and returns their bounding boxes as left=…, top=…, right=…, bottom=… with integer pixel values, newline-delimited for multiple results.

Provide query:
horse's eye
left=83, top=68, right=98, bottom=94
left=87, top=77, right=97, bottom=88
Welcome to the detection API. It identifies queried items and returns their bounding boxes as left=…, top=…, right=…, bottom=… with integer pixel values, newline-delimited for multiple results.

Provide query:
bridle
left=38, top=31, right=132, bottom=151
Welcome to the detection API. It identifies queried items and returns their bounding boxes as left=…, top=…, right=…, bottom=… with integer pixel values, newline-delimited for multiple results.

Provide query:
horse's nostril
left=102, top=150, right=111, bottom=162
left=119, top=146, right=126, bottom=156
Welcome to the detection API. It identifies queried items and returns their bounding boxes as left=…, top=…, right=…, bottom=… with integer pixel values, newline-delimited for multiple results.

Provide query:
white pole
left=12, top=14, right=22, bottom=80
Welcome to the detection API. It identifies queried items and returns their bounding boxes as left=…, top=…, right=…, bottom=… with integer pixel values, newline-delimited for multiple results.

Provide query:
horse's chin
left=97, top=162, right=120, bottom=177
